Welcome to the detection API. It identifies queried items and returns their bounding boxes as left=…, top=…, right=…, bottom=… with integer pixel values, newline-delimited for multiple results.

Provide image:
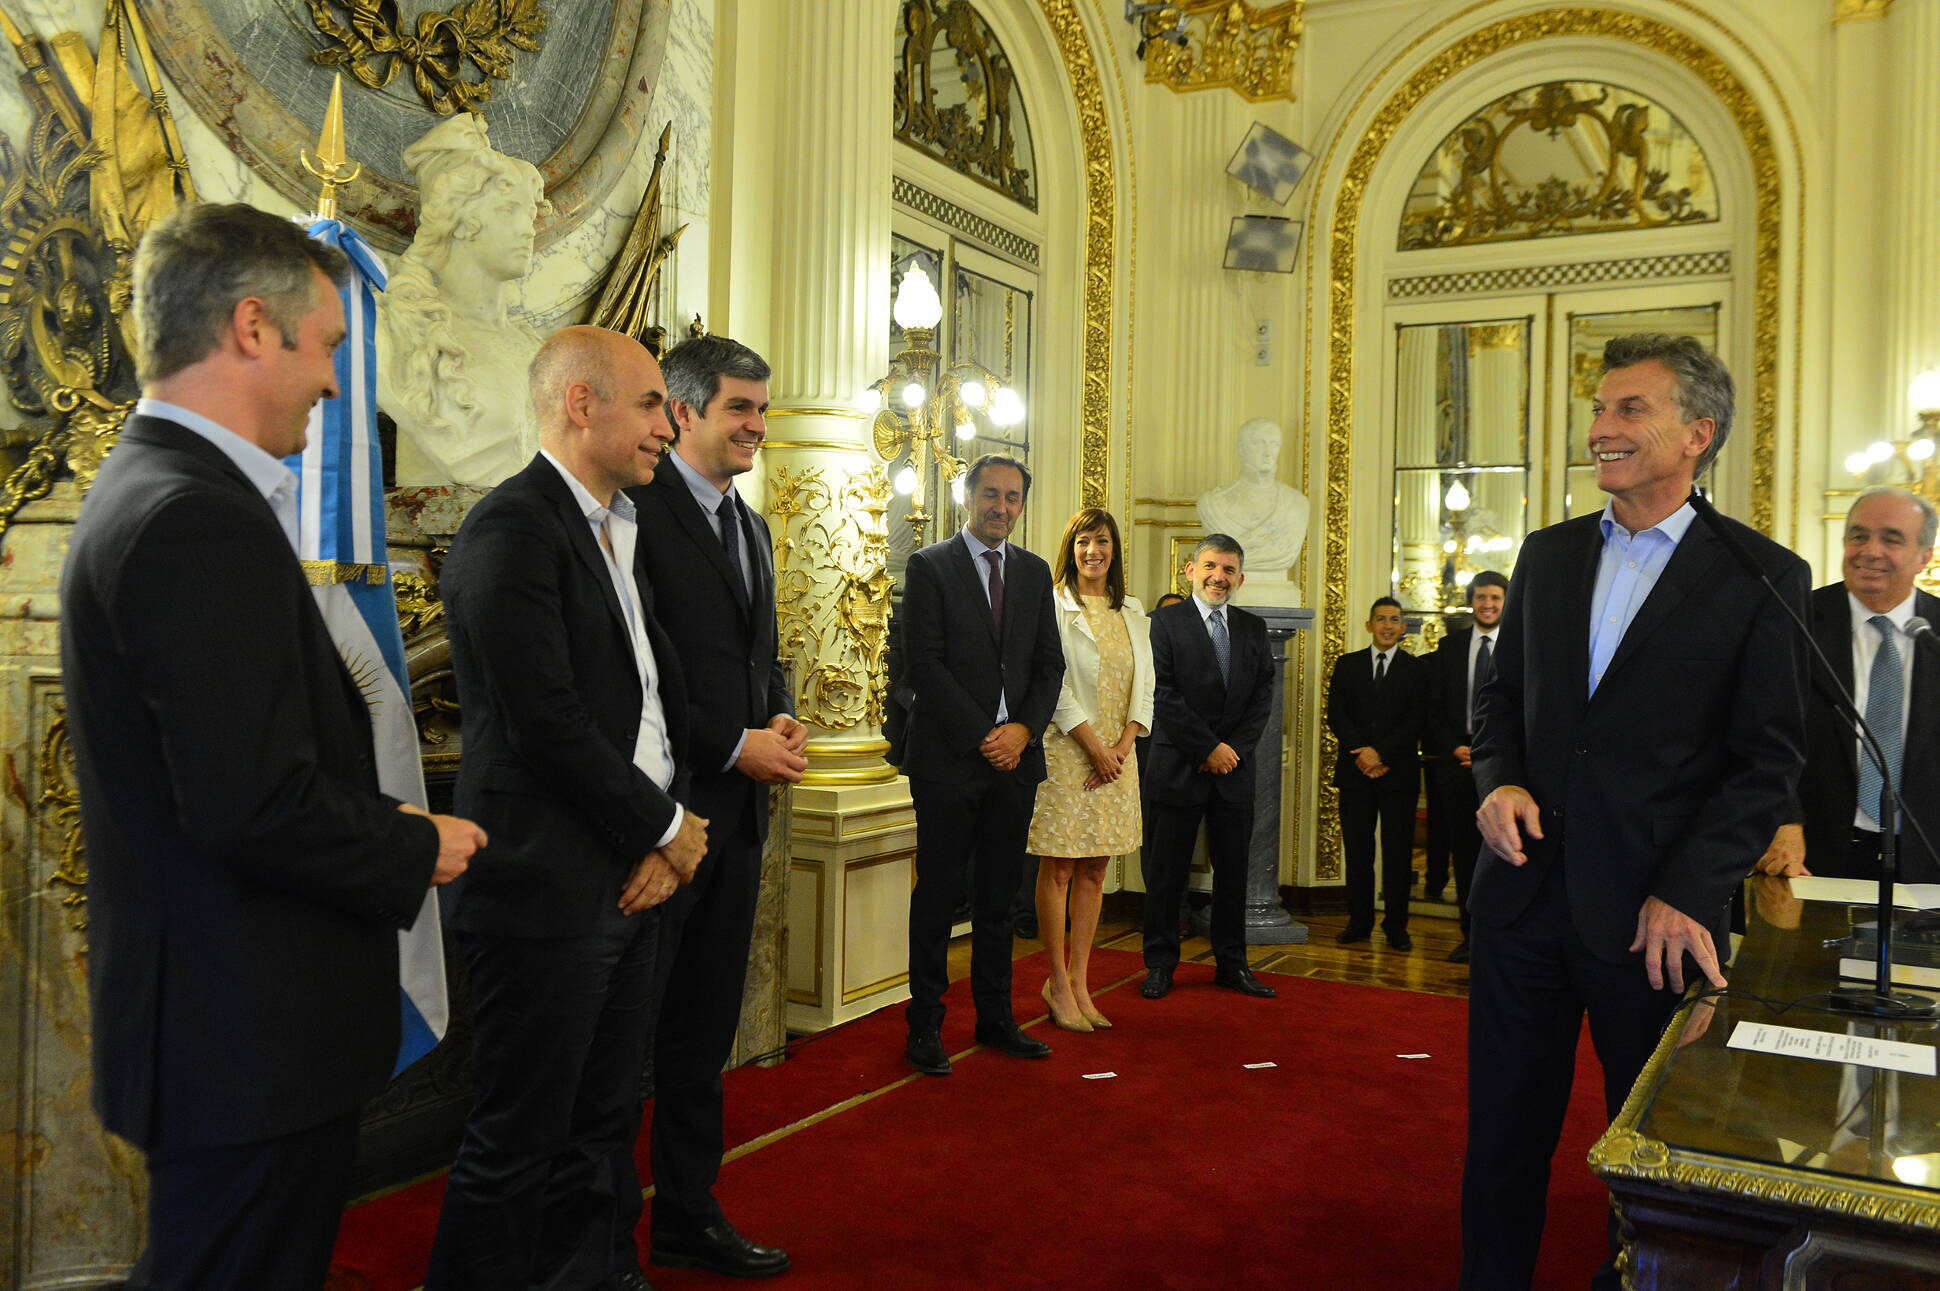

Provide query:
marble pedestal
left=785, top=777, right=916, bottom=1033
left=1190, top=605, right=1313, bottom=946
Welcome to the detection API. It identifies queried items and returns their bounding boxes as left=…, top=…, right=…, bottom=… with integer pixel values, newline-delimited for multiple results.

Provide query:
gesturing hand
left=1629, top=895, right=1728, bottom=995
left=1475, top=785, right=1542, bottom=866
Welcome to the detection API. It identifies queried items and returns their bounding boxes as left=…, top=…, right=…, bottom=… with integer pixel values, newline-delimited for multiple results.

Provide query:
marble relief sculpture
left=1196, top=417, right=1309, bottom=605
left=379, top=113, right=550, bottom=490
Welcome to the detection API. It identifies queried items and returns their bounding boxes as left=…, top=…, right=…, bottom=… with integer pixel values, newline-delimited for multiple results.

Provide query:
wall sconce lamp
left=1845, top=368, right=1940, bottom=487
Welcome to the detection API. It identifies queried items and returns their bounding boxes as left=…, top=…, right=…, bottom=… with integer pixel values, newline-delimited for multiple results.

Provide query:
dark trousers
left=906, top=771, right=1036, bottom=1031
left=128, top=1109, right=359, bottom=1290
left=1423, top=759, right=1451, bottom=894
left=427, top=903, right=661, bottom=1291
left=649, top=782, right=761, bottom=1239
left=1460, top=864, right=1685, bottom=1291
left=1339, top=774, right=1416, bottom=935
left=1141, top=795, right=1252, bottom=973
left=1440, top=763, right=1483, bottom=939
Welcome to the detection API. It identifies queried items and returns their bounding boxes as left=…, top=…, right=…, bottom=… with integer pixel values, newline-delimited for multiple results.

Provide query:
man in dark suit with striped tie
left=1140, top=535, right=1279, bottom=999
left=1428, top=571, right=1508, bottom=962
left=1326, top=597, right=1431, bottom=951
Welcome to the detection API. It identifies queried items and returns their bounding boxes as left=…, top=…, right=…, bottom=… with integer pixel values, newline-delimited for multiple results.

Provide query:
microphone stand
left=1684, top=489, right=1935, bottom=1019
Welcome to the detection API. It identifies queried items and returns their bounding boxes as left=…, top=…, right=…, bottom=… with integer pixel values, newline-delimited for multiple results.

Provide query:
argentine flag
left=289, top=218, right=447, bottom=1075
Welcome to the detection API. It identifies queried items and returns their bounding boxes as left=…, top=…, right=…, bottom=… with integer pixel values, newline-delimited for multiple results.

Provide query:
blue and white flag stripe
left=289, top=218, right=447, bottom=1075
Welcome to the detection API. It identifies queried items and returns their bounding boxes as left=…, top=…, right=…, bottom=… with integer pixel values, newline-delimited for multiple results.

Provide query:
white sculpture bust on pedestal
left=1196, top=417, right=1309, bottom=606
left=379, top=114, right=550, bottom=490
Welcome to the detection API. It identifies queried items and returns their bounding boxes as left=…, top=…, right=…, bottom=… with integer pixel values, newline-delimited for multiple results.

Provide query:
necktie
left=1858, top=615, right=1905, bottom=825
left=983, top=549, right=1005, bottom=633
left=1209, top=608, right=1231, bottom=684
left=1375, top=651, right=1388, bottom=685
left=1470, top=635, right=1494, bottom=730
left=717, top=494, right=747, bottom=596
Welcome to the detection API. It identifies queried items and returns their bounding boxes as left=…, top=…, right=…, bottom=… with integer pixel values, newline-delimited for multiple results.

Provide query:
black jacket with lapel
left=60, top=413, right=438, bottom=1151
left=1326, top=645, right=1429, bottom=787
left=1145, top=599, right=1276, bottom=806
left=896, top=533, right=1064, bottom=784
left=1470, top=507, right=1809, bottom=961
left=1792, top=582, right=1940, bottom=880
left=440, top=453, right=691, bottom=939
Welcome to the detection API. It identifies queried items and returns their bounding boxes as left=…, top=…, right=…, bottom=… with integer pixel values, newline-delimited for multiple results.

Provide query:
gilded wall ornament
left=1399, top=81, right=1718, bottom=250
left=0, top=1, right=191, bottom=540
left=895, top=0, right=1037, bottom=210
left=38, top=708, right=88, bottom=932
left=306, top=0, right=547, bottom=117
left=1142, top=0, right=1303, bottom=103
left=767, top=462, right=895, bottom=731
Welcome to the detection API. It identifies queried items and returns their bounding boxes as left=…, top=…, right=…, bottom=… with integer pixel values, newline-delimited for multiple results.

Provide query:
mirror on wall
left=1393, top=317, right=1532, bottom=615
left=1563, top=304, right=1721, bottom=517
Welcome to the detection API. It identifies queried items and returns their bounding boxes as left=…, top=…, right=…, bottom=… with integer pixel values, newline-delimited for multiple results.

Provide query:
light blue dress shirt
left=961, top=525, right=1010, bottom=724
left=1587, top=499, right=1696, bottom=696
left=136, top=397, right=300, bottom=553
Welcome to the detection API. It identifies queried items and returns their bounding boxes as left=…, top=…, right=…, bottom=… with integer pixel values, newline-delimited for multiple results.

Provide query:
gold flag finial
left=301, top=73, right=361, bottom=219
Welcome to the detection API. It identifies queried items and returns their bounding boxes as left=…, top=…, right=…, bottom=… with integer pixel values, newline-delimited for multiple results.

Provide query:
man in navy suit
left=897, top=453, right=1065, bottom=1075
left=1139, top=535, right=1279, bottom=999
left=1427, top=570, right=1507, bottom=962
left=632, top=335, right=803, bottom=1277
left=1326, top=596, right=1431, bottom=951
left=1757, top=486, right=1940, bottom=885
left=1462, top=335, right=1808, bottom=1290
left=430, top=326, right=709, bottom=1291
left=61, top=202, right=484, bottom=1290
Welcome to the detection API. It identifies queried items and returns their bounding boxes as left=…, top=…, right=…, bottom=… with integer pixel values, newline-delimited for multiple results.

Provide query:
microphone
left=1685, top=491, right=1936, bottom=1018
left=1904, top=616, right=1940, bottom=656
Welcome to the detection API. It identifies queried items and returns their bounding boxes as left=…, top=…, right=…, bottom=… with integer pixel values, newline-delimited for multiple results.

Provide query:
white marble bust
left=380, top=114, right=551, bottom=490
left=1196, top=417, right=1309, bottom=605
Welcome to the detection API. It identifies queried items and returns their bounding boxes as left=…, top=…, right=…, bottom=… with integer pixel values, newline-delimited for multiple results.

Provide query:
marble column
left=736, top=0, right=914, bottom=1032
left=1885, top=0, right=1940, bottom=420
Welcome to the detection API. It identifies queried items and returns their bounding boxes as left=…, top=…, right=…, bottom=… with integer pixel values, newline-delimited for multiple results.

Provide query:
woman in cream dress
left=1027, top=508, right=1155, bottom=1031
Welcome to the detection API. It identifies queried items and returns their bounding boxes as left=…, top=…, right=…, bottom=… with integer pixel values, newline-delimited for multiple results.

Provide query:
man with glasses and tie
left=1428, top=570, right=1509, bottom=963
left=1326, top=596, right=1431, bottom=952
left=631, top=334, right=805, bottom=1277
left=1755, top=486, right=1940, bottom=886
left=1139, top=535, right=1280, bottom=999
left=897, top=452, right=1066, bottom=1075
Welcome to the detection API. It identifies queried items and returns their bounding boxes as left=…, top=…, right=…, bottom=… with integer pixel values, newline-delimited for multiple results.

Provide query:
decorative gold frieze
left=1388, top=249, right=1732, bottom=300
left=305, top=0, right=547, bottom=117
left=1142, top=1, right=1304, bottom=104
left=0, top=0, right=191, bottom=541
left=895, top=0, right=1037, bottom=210
left=767, top=461, right=895, bottom=732
left=1038, top=0, right=1113, bottom=509
left=38, top=709, right=88, bottom=932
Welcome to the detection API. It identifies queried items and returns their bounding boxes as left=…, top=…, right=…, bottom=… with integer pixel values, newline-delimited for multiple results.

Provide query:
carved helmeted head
left=401, top=114, right=551, bottom=281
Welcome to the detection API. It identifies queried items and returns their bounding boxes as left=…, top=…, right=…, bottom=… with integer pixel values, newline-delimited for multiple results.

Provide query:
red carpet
left=333, top=949, right=1612, bottom=1289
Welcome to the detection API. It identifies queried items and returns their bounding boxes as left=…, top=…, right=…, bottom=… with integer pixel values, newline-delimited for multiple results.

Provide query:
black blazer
left=630, top=455, right=792, bottom=840
left=1790, top=582, right=1940, bottom=879
left=441, top=453, right=691, bottom=939
left=895, top=534, right=1063, bottom=784
left=59, top=413, right=437, bottom=1152
left=1145, top=599, right=1276, bottom=806
left=1471, top=507, right=1809, bottom=961
left=1325, top=645, right=1429, bottom=787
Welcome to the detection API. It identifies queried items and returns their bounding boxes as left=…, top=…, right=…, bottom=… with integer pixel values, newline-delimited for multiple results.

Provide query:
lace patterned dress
left=1027, top=595, right=1143, bottom=857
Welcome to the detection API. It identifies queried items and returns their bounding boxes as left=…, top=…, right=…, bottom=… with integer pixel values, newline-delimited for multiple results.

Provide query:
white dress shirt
left=541, top=450, right=682, bottom=847
left=1849, top=589, right=1918, bottom=832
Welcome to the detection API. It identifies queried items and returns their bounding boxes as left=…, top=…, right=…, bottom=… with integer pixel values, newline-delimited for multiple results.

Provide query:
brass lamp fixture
left=1845, top=368, right=1940, bottom=491
left=864, top=263, right=1025, bottom=539
left=1440, top=476, right=1512, bottom=610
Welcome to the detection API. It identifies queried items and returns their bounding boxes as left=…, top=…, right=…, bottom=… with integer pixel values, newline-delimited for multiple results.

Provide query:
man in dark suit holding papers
left=1461, top=334, right=1808, bottom=1290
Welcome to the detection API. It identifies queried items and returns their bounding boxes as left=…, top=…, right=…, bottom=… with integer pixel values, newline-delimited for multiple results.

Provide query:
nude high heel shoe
left=1077, top=995, right=1112, bottom=1030
left=1042, top=979, right=1094, bottom=1033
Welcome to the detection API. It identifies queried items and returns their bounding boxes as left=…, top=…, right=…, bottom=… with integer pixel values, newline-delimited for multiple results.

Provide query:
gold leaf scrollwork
left=895, top=0, right=1037, bottom=210
left=767, top=463, right=894, bottom=731
left=306, top=0, right=547, bottom=117
left=392, top=567, right=446, bottom=642
left=1142, top=1, right=1304, bottom=103
left=38, top=709, right=88, bottom=932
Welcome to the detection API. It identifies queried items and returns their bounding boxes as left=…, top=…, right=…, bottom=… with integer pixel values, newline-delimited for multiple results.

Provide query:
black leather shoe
left=905, top=1029, right=951, bottom=1076
left=605, top=1271, right=655, bottom=1291
left=1213, top=966, right=1277, bottom=998
left=651, top=1221, right=791, bottom=1278
left=1014, top=916, right=1039, bottom=939
left=1387, top=930, right=1414, bottom=952
left=1140, top=966, right=1173, bottom=998
left=1447, top=941, right=1470, bottom=963
left=974, top=1019, right=1052, bottom=1058
left=1336, top=926, right=1371, bottom=945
